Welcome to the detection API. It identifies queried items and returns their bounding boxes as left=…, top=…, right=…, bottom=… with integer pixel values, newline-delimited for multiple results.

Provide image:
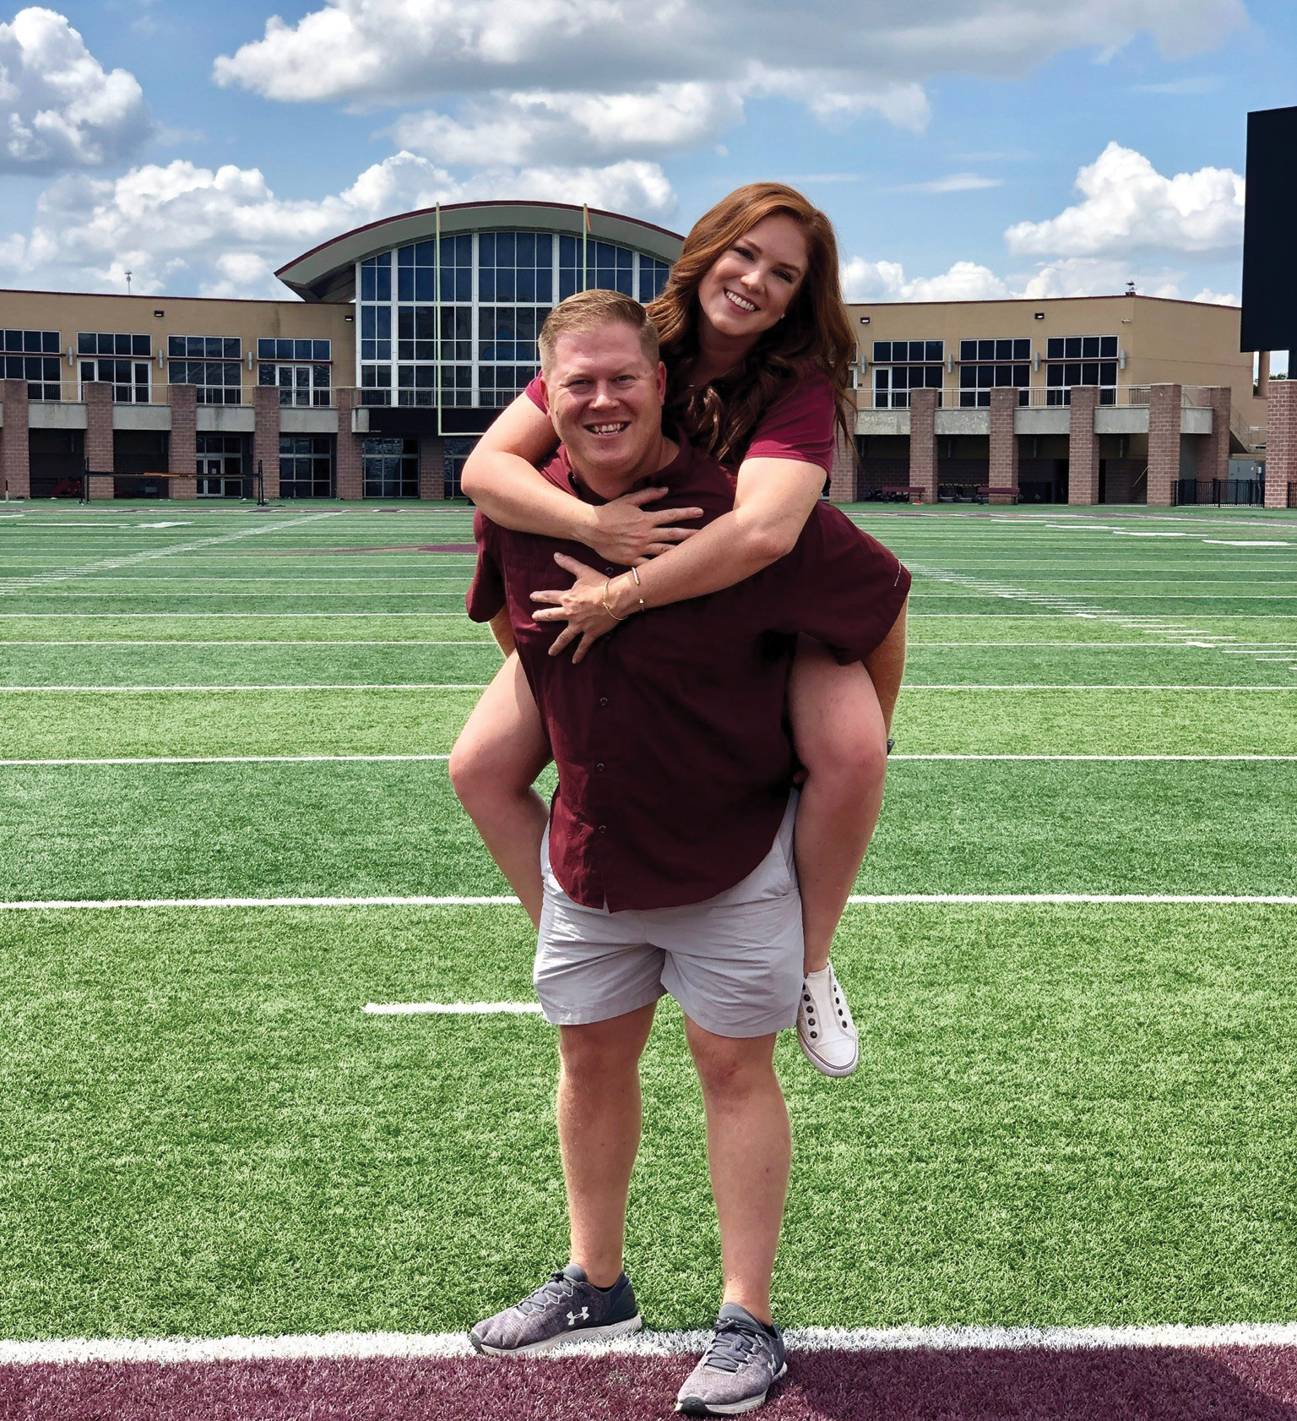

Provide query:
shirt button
left=599, top=697, right=609, bottom=707
left=596, top=762, right=605, bottom=772
left=604, top=566, right=615, bottom=575
left=597, top=824, right=607, bottom=834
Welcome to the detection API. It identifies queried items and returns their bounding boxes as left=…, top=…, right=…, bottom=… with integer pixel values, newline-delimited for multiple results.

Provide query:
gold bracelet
left=601, top=578, right=628, bottom=622
left=628, top=564, right=647, bottom=613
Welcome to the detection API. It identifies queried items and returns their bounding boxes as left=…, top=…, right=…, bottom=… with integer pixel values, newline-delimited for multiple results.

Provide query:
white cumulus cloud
left=0, top=151, right=676, bottom=295
left=1005, top=141, right=1245, bottom=258
left=842, top=257, right=1010, bottom=303
left=0, top=6, right=152, bottom=171
left=211, top=0, right=1245, bottom=161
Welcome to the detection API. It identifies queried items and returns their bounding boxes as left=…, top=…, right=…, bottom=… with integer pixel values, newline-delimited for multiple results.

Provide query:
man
left=460, top=290, right=909, bottom=1416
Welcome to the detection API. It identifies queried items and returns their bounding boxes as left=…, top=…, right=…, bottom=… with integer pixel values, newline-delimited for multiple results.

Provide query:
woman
left=451, top=183, right=906, bottom=1077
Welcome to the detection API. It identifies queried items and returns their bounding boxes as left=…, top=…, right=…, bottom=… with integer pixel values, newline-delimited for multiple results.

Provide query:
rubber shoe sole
left=676, top=1360, right=788, bottom=1415
left=469, top=1313, right=643, bottom=1356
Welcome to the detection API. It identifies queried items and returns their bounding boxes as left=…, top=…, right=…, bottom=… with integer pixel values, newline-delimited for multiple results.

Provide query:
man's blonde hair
left=538, top=289, right=661, bottom=372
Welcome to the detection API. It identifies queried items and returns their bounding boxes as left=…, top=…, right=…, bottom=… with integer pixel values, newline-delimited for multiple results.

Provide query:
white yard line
left=5, top=1320, right=1297, bottom=1366
left=3, top=682, right=1294, bottom=694
left=0, top=640, right=493, bottom=647
left=0, top=754, right=452, bottom=767
left=0, top=510, right=345, bottom=594
left=3, top=893, right=1293, bottom=911
left=0, top=682, right=488, bottom=692
left=2, top=752, right=1291, bottom=768
left=0, top=612, right=467, bottom=618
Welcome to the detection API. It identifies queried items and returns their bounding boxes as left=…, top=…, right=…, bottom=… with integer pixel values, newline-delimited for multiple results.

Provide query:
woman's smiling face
left=696, top=212, right=810, bottom=346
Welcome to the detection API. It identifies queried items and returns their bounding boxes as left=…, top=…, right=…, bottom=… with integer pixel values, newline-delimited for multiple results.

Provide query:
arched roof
left=276, top=200, right=684, bottom=303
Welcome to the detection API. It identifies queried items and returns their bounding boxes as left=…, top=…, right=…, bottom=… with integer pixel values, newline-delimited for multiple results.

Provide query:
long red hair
left=646, top=182, right=854, bottom=468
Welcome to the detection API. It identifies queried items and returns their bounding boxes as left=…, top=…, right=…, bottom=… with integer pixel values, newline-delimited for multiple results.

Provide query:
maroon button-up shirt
left=467, top=440, right=911, bottom=912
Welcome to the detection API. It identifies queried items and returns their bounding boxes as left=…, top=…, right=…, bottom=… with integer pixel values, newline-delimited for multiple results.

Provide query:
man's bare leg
left=559, top=1001, right=658, bottom=1286
left=683, top=1018, right=789, bottom=1323
left=448, top=652, right=551, bottom=927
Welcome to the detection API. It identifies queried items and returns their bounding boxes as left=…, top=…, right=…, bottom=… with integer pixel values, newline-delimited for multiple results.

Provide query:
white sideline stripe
left=2, top=893, right=1293, bottom=912
left=363, top=1001, right=544, bottom=1016
left=3, top=752, right=1293, bottom=769
left=6, top=1320, right=1297, bottom=1366
left=3, top=682, right=1295, bottom=694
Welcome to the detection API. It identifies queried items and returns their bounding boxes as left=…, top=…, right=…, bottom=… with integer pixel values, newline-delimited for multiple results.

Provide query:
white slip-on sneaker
left=796, top=962, right=859, bottom=1077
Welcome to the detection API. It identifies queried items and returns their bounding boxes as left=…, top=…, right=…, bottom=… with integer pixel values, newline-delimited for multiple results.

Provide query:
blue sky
left=0, top=0, right=1293, bottom=340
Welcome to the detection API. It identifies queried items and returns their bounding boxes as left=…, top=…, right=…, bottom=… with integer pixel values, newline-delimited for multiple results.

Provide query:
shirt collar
left=554, top=438, right=688, bottom=506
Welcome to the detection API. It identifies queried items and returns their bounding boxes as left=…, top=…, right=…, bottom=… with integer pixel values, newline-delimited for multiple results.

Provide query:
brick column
left=1067, top=387, right=1100, bottom=505
left=0, top=378, right=31, bottom=498
left=419, top=434, right=445, bottom=500
left=334, top=388, right=363, bottom=499
left=1200, top=386, right=1231, bottom=495
left=252, top=386, right=281, bottom=500
left=1265, top=379, right=1297, bottom=510
left=167, top=383, right=198, bottom=499
left=87, top=475, right=114, bottom=499
left=1146, top=383, right=1182, bottom=507
left=988, top=387, right=1019, bottom=503
left=908, top=389, right=937, bottom=502
left=825, top=428, right=856, bottom=503
left=84, top=381, right=114, bottom=482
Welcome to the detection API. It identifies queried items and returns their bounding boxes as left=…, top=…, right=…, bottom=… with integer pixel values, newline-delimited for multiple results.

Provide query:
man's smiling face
left=542, top=322, right=667, bottom=494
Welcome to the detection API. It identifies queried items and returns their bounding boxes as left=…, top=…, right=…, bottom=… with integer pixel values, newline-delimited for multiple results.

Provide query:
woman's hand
left=587, top=487, right=704, bottom=565
left=531, top=553, right=633, bottom=663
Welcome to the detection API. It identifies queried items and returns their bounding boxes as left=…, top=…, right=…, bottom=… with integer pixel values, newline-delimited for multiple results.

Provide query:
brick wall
left=84, top=382, right=114, bottom=476
left=1265, top=380, right=1297, bottom=510
left=252, top=386, right=281, bottom=499
left=334, top=388, right=363, bottom=499
left=825, top=427, right=855, bottom=503
left=0, top=378, right=31, bottom=498
left=1200, top=386, right=1231, bottom=489
left=1103, top=458, right=1145, bottom=504
left=1146, top=383, right=1182, bottom=507
left=87, top=476, right=114, bottom=499
left=418, top=434, right=445, bottom=500
left=168, top=383, right=198, bottom=499
left=1068, top=387, right=1100, bottom=505
left=908, top=389, right=937, bottom=501
left=988, top=388, right=1019, bottom=502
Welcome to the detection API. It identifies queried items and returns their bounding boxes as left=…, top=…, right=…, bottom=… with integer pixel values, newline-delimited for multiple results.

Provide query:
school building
left=0, top=200, right=1290, bottom=508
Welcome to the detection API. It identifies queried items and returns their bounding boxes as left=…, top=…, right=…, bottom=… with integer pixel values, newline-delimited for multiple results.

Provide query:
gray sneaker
left=469, top=1263, right=642, bottom=1356
left=675, top=1303, right=787, bottom=1415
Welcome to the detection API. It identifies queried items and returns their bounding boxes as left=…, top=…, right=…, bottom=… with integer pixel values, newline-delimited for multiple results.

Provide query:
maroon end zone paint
left=4, top=1345, right=1297, bottom=1421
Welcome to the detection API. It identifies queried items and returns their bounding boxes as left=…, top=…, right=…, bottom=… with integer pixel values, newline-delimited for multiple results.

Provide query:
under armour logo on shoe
left=566, top=1308, right=589, bottom=1326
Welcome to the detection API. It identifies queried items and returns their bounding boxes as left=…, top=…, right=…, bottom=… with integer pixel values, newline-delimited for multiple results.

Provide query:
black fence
left=1173, top=478, right=1264, bottom=507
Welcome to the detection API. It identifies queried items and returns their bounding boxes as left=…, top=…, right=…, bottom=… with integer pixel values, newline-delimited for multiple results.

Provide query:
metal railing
left=18, top=378, right=337, bottom=408
left=1174, top=478, right=1264, bottom=507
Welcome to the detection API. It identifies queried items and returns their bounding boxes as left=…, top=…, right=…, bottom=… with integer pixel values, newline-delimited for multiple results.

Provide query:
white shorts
left=534, top=794, right=803, bottom=1039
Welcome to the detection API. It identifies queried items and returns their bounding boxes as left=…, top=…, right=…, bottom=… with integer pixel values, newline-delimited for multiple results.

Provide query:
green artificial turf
left=2, top=904, right=1294, bottom=1339
left=3, top=760, right=1295, bottom=904
left=3, top=500, right=1297, bottom=1346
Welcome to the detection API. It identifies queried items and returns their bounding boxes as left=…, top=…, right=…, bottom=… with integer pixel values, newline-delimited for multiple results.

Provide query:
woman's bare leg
left=788, top=642, right=888, bottom=973
left=448, top=653, right=552, bottom=926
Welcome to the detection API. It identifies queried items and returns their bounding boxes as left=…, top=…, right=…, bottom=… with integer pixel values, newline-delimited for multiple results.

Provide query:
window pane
left=959, top=340, right=976, bottom=361
left=1100, top=336, right=1118, bottom=358
left=1013, top=339, right=1029, bottom=360
left=995, top=339, right=1011, bottom=360
left=1082, top=362, right=1099, bottom=385
left=258, top=339, right=275, bottom=359
left=925, top=340, right=942, bottom=362
left=1082, top=336, right=1099, bottom=358
left=313, top=340, right=329, bottom=361
left=1064, top=337, right=1081, bottom=358
left=873, top=341, right=890, bottom=362
left=1046, top=338, right=1063, bottom=359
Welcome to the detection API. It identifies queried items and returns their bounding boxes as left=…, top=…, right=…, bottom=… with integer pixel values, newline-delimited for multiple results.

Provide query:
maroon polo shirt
left=466, top=440, right=910, bottom=912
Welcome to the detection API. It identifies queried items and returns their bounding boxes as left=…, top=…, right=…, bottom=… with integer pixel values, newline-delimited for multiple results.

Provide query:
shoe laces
left=518, top=1271, right=577, bottom=1315
left=701, top=1319, right=765, bottom=1374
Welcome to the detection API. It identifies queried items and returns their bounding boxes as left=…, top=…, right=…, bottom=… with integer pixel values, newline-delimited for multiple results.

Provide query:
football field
left=2, top=498, right=1296, bottom=1419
